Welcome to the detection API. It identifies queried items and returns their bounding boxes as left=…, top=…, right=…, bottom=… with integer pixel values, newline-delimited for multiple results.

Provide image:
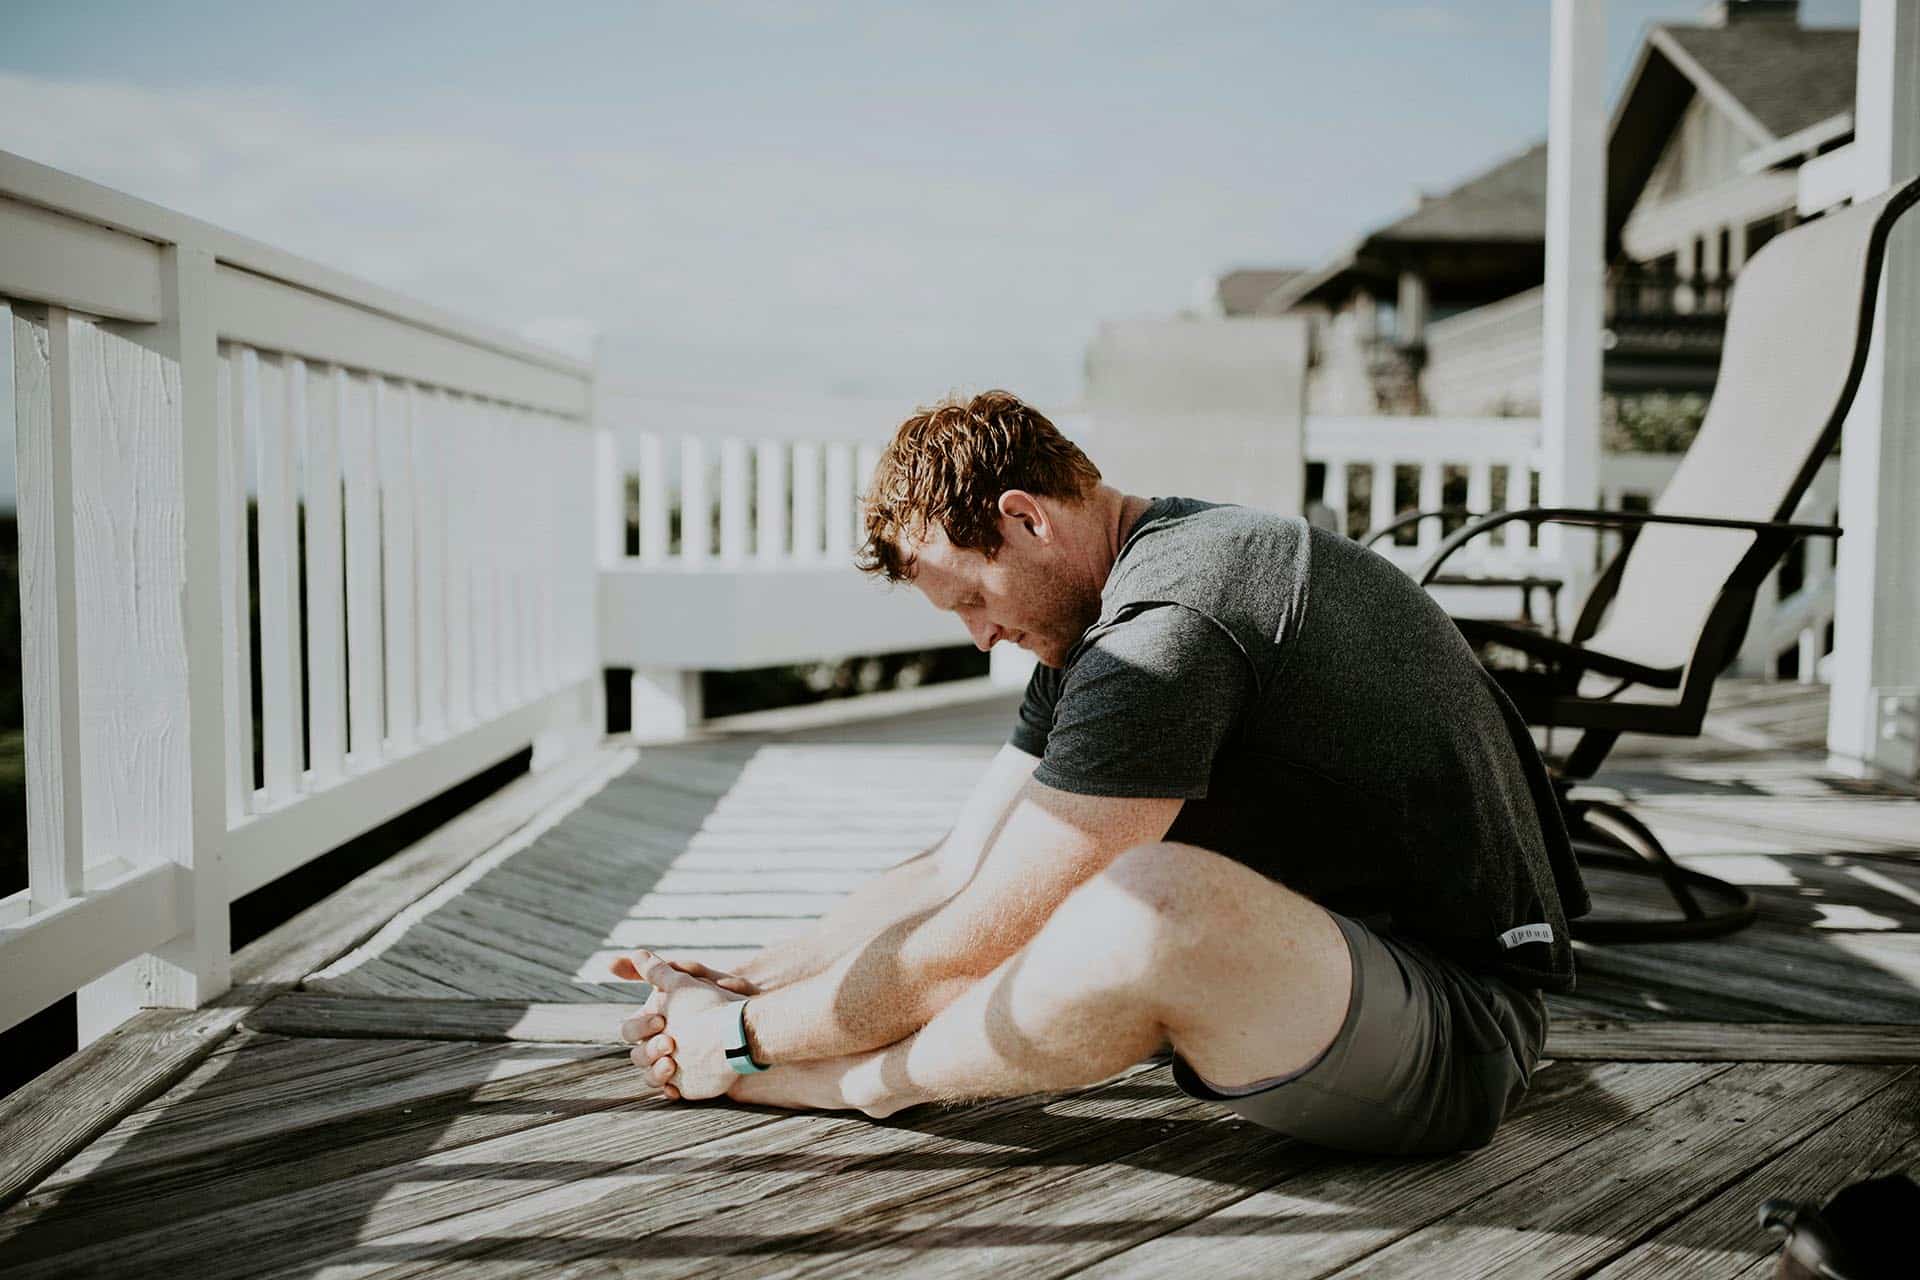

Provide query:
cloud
left=1, top=71, right=1268, bottom=405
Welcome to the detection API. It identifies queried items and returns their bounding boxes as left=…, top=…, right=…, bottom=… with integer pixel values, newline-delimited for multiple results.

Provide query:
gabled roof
left=1372, top=142, right=1548, bottom=244
left=1606, top=21, right=1857, bottom=254
left=1214, top=268, right=1308, bottom=316
left=1262, top=142, right=1546, bottom=310
left=1657, top=23, right=1857, bottom=141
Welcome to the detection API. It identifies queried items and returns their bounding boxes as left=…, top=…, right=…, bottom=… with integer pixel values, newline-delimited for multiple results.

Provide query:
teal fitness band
left=725, top=1000, right=769, bottom=1074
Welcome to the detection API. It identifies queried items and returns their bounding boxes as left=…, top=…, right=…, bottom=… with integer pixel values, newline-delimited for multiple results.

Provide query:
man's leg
left=728, top=840, right=1353, bottom=1116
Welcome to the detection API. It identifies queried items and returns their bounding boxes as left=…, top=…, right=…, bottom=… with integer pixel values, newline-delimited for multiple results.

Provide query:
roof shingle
left=1658, top=23, right=1857, bottom=140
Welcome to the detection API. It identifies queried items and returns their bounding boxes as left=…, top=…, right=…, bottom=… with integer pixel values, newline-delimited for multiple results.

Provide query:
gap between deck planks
left=0, top=742, right=637, bottom=1213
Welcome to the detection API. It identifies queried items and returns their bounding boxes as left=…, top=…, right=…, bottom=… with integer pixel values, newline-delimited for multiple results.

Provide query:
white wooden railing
left=595, top=405, right=990, bottom=738
left=1307, top=416, right=1842, bottom=677
left=0, top=151, right=602, bottom=1038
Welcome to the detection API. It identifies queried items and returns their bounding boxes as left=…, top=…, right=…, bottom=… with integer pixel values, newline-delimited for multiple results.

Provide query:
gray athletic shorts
left=1171, top=911, right=1549, bottom=1156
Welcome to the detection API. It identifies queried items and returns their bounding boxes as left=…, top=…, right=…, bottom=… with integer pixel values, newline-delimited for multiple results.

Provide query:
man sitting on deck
left=615, top=390, right=1589, bottom=1156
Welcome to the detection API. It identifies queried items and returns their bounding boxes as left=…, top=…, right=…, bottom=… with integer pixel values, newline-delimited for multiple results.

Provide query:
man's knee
left=1067, top=841, right=1333, bottom=966
left=1048, top=842, right=1272, bottom=963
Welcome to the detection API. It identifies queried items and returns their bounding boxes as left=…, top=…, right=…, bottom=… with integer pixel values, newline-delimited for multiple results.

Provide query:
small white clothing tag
left=1499, top=923, right=1555, bottom=948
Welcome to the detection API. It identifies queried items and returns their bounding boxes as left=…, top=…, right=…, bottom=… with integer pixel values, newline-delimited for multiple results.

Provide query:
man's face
left=905, top=511, right=1098, bottom=669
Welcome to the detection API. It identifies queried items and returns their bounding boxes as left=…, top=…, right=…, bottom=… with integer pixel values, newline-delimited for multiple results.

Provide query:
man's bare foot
left=728, top=1057, right=920, bottom=1119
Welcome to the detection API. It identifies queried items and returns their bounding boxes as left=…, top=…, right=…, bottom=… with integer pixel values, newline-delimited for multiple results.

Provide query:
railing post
left=1541, top=0, right=1606, bottom=615
left=10, top=303, right=86, bottom=913
left=631, top=667, right=703, bottom=741
left=77, top=245, right=231, bottom=1040
left=1828, top=0, right=1920, bottom=778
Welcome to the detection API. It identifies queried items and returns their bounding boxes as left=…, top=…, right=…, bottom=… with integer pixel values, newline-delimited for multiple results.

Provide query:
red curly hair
left=857, top=390, right=1102, bottom=583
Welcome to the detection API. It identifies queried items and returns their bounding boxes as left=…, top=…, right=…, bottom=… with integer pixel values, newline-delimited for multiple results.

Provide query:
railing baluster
left=638, top=432, right=668, bottom=565
left=1320, top=458, right=1346, bottom=535
left=254, top=352, right=304, bottom=801
left=825, top=443, right=854, bottom=562
left=1417, top=460, right=1444, bottom=552
left=378, top=378, right=417, bottom=751
left=443, top=395, right=473, bottom=729
left=857, top=444, right=881, bottom=546
left=681, top=436, right=712, bottom=565
left=514, top=412, right=535, bottom=701
left=13, top=305, right=85, bottom=905
left=757, top=439, right=787, bottom=565
left=303, top=365, right=347, bottom=784
left=413, top=389, right=447, bottom=739
left=470, top=403, right=499, bottom=719
left=216, top=346, right=255, bottom=818
left=791, top=442, right=822, bottom=562
left=1513, top=454, right=1537, bottom=548
left=514, top=410, right=540, bottom=701
left=536, top=414, right=560, bottom=693
left=340, top=368, right=383, bottom=766
left=720, top=437, right=750, bottom=564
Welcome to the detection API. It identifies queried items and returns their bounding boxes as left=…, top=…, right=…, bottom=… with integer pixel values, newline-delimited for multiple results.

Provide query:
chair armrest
left=1361, top=507, right=1486, bottom=550
left=1417, top=507, right=1842, bottom=586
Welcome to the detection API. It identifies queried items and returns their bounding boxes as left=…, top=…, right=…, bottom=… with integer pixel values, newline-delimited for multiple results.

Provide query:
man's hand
left=611, top=950, right=752, bottom=1102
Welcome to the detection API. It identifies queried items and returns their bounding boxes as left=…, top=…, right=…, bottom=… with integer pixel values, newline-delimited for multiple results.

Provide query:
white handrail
left=0, top=151, right=602, bottom=1039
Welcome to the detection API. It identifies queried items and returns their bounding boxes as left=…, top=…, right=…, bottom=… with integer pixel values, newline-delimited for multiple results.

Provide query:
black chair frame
left=1369, top=174, right=1920, bottom=945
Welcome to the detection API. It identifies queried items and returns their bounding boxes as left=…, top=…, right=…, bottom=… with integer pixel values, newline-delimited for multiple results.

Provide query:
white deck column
left=1541, top=0, right=1606, bottom=610
left=1828, top=0, right=1920, bottom=779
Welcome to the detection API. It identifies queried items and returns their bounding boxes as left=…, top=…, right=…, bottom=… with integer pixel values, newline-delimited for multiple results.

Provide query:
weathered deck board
left=0, top=1007, right=245, bottom=1212
left=1309, top=1064, right=1910, bottom=1279
left=1, top=1045, right=631, bottom=1259
left=1546, top=1019, right=1920, bottom=1062
left=1071, top=1061, right=1732, bottom=1280
left=1585, top=1068, right=1920, bottom=1279
left=1, top=1059, right=800, bottom=1278
left=306, top=737, right=985, bottom=1002
left=246, top=995, right=631, bottom=1042
left=713, top=1059, right=1722, bottom=1280
left=4, top=681, right=1918, bottom=1279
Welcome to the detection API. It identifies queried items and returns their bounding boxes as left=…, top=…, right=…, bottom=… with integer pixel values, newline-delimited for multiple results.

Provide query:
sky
left=0, top=0, right=1861, bottom=407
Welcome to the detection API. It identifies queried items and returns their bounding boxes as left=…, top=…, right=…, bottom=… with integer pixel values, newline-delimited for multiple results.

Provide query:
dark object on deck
left=1760, top=1172, right=1920, bottom=1279
left=1379, top=174, right=1920, bottom=945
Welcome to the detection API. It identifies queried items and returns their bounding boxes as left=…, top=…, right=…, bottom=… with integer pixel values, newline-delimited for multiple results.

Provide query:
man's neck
left=1080, top=488, right=1153, bottom=591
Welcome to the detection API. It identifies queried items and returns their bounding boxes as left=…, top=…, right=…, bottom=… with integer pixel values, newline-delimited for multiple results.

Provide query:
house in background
left=1213, top=0, right=1856, bottom=441
left=1259, top=142, right=1547, bottom=418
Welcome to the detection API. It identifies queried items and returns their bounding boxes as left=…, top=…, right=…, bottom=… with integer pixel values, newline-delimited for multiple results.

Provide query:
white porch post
left=1541, top=0, right=1606, bottom=609
left=1828, top=0, right=1920, bottom=778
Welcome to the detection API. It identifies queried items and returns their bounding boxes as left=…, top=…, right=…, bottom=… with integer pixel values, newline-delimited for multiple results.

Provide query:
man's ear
left=997, top=490, right=1049, bottom=539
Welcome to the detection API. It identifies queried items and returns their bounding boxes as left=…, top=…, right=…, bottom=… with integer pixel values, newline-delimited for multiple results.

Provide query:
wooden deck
left=3, top=679, right=1918, bottom=1278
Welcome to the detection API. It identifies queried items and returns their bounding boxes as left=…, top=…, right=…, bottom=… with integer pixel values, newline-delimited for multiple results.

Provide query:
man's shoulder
left=1102, top=500, right=1313, bottom=659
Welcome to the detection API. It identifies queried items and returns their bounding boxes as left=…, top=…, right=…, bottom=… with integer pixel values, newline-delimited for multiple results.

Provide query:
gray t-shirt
left=1010, top=497, right=1589, bottom=992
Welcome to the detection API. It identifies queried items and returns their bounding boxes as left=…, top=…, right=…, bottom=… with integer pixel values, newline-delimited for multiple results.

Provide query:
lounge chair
left=1379, top=173, right=1920, bottom=944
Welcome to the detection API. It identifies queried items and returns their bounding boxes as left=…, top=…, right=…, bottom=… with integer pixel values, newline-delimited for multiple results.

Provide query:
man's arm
left=731, top=744, right=1044, bottom=991
left=738, top=780, right=1181, bottom=1064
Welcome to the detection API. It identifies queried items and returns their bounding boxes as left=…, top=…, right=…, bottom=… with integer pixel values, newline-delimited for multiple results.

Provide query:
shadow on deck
left=1, top=679, right=1916, bottom=1278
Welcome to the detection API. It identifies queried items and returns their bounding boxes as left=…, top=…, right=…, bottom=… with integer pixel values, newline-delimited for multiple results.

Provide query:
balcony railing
left=1605, top=265, right=1733, bottom=365
left=0, top=151, right=602, bottom=1038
